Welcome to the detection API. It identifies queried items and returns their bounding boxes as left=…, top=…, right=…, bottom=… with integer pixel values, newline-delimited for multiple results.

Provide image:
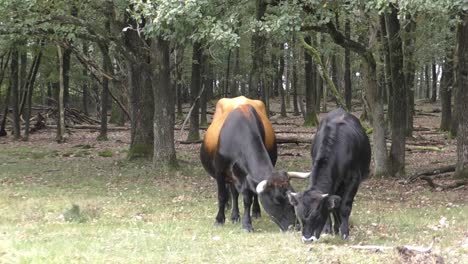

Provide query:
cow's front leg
left=241, top=189, right=254, bottom=232
left=332, top=210, right=341, bottom=235
left=252, top=193, right=261, bottom=219
left=229, top=184, right=240, bottom=223
left=215, top=177, right=229, bottom=226
left=338, top=180, right=359, bottom=239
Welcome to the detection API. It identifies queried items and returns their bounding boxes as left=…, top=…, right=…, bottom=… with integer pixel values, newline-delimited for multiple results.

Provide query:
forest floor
left=0, top=99, right=467, bottom=263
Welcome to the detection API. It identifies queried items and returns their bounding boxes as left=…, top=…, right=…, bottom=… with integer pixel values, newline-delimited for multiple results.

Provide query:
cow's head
left=255, top=171, right=310, bottom=231
left=287, top=190, right=341, bottom=243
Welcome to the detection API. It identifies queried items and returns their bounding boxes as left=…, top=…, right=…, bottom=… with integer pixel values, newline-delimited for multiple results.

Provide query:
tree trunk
left=151, top=37, right=177, bottom=167
left=424, top=65, right=430, bottom=99
left=174, top=46, right=184, bottom=119
left=250, top=0, right=267, bottom=100
left=82, top=43, right=90, bottom=115
left=124, top=17, right=154, bottom=159
left=303, top=35, right=318, bottom=126
left=386, top=5, right=407, bottom=177
left=431, top=63, right=437, bottom=102
left=63, top=46, right=72, bottom=108
left=380, top=14, right=393, bottom=130
left=403, top=17, right=416, bottom=137
left=98, top=44, right=110, bottom=140
left=19, top=50, right=27, bottom=113
left=344, top=19, right=352, bottom=111
left=0, top=52, right=11, bottom=137
left=279, top=43, right=287, bottom=117
left=226, top=49, right=235, bottom=97
left=56, top=46, right=65, bottom=143
left=440, top=57, right=453, bottom=132
left=292, top=35, right=300, bottom=116
left=187, top=41, right=202, bottom=142
left=11, top=50, right=20, bottom=140
left=455, top=12, right=468, bottom=179
left=23, top=50, right=43, bottom=140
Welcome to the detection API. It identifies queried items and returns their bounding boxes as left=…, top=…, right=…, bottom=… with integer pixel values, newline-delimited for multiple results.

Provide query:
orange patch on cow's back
left=203, top=96, right=276, bottom=155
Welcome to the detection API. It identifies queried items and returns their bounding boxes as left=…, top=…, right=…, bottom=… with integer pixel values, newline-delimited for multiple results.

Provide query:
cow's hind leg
left=230, top=184, right=240, bottom=223
left=215, top=177, right=229, bottom=226
left=252, top=193, right=261, bottom=219
left=241, top=189, right=255, bottom=232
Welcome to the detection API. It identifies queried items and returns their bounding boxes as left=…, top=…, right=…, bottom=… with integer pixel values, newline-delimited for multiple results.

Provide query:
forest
left=0, top=0, right=467, bottom=263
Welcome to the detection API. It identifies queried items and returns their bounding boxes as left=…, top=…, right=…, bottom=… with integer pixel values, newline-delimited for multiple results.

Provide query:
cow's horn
left=256, top=180, right=268, bottom=194
left=287, top=171, right=311, bottom=179
left=321, top=194, right=329, bottom=198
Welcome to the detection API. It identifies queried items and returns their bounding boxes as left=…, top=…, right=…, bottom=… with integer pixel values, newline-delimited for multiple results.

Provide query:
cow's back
left=200, top=96, right=277, bottom=177
left=311, top=108, right=371, bottom=184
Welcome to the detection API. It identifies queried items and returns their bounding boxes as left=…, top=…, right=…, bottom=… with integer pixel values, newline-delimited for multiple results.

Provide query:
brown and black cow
left=288, top=108, right=371, bottom=243
left=200, top=96, right=309, bottom=232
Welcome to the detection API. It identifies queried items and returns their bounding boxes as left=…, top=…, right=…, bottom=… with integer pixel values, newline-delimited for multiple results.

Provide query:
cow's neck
left=310, top=162, right=334, bottom=193
left=243, top=146, right=274, bottom=183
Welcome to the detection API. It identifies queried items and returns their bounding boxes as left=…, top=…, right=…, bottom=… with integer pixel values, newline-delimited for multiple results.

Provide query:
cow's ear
left=256, top=180, right=269, bottom=194
left=287, top=191, right=299, bottom=206
left=325, top=195, right=341, bottom=210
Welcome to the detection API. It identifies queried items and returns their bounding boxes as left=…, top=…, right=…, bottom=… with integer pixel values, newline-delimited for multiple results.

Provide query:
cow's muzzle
left=301, top=235, right=318, bottom=243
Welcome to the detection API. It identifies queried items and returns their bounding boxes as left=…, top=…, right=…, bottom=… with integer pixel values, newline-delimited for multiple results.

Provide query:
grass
left=0, top=144, right=467, bottom=263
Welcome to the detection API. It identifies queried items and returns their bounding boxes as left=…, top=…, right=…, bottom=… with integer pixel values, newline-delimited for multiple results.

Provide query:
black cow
left=288, top=108, right=371, bottom=243
left=201, top=102, right=309, bottom=232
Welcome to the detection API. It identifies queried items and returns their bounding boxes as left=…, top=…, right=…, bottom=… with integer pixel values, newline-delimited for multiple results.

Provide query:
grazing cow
left=288, top=108, right=371, bottom=243
left=200, top=96, right=309, bottom=232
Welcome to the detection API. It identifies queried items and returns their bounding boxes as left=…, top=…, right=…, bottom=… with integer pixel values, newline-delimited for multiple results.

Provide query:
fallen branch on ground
left=408, top=165, right=456, bottom=182
left=177, top=136, right=314, bottom=145
left=421, top=176, right=467, bottom=190
left=386, top=143, right=442, bottom=152
left=350, top=238, right=434, bottom=253
left=48, top=125, right=129, bottom=131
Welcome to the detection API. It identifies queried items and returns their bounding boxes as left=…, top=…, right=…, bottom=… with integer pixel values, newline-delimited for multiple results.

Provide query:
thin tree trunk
left=63, top=46, right=72, bottom=108
left=19, top=50, right=27, bottom=113
left=292, top=35, right=300, bottom=116
left=226, top=49, right=234, bottom=97
left=23, top=50, right=43, bottom=140
left=403, top=17, right=416, bottom=137
left=440, top=58, right=453, bottom=132
left=386, top=5, right=407, bottom=177
left=303, top=35, right=318, bottom=126
left=279, top=43, right=287, bottom=117
left=82, top=43, right=89, bottom=115
left=431, top=63, right=437, bottom=102
left=56, top=46, right=65, bottom=143
left=200, top=52, right=209, bottom=127
left=424, top=65, right=430, bottom=99
left=187, top=41, right=202, bottom=142
left=344, top=19, right=352, bottom=111
left=0, top=52, right=11, bottom=137
left=11, top=50, right=20, bottom=140
left=250, top=0, right=267, bottom=100
left=98, top=44, right=110, bottom=140
left=152, top=37, right=177, bottom=166
left=231, top=45, right=240, bottom=97
left=380, top=14, right=393, bottom=130
left=456, top=12, right=468, bottom=179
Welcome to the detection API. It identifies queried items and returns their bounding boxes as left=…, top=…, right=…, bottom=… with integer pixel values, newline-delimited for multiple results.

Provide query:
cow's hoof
left=231, top=215, right=240, bottom=223
left=242, top=226, right=254, bottom=232
left=214, top=219, right=225, bottom=226
left=252, top=211, right=261, bottom=219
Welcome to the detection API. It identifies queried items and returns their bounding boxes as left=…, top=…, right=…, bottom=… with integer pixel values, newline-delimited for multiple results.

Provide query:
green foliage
left=303, top=112, right=319, bottom=127
left=63, top=204, right=87, bottom=223
left=127, top=143, right=153, bottom=160
left=98, top=149, right=113, bottom=157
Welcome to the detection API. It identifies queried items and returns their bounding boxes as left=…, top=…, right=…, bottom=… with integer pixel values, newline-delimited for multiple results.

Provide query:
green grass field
left=0, top=143, right=467, bottom=263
